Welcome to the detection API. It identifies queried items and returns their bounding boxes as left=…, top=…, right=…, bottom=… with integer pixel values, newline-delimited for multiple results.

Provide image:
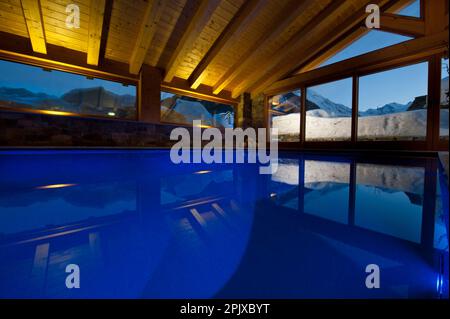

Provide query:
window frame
left=0, top=56, right=139, bottom=122
left=266, top=54, right=445, bottom=151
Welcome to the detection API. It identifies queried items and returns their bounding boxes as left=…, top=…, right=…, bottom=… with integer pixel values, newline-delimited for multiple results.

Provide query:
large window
left=305, top=78, right=352, bottom=141
left=441, top=57, right=449, bottom=140
left=358, top=62, right=428, bottom=141
left=160, top=91, right=234, bottom=128
left=0, top=59, right=137, bottom=119
left=268, top=90, right=300, bottom=142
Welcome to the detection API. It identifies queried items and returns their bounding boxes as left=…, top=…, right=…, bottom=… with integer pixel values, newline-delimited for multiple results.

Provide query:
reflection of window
left=355, top=164, right=424, bottom=243
left=440, top=58, right=449, bottom=140
left=320, top=31, right=412, bottom=68
left=160, top=91, right=234, bottom=128
left=303, top=160, right=350, bottom=224
left=358, top=62, right=428, bottom=141
left=268, top=90, right=300, bottom=142
left=0, top=59, right=137, bottom=119
left=270, top=159, right=299, bottom=210
left=305, top=78, right=352, bottom=142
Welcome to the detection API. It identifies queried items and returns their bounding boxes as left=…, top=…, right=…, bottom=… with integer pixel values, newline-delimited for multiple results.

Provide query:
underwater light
left=194, top=170, right=212, bottom=174
left=36, top=184, right=77, bottom=190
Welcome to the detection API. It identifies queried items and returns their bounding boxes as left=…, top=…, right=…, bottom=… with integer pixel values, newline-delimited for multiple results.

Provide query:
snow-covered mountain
left=305, top=89, right=411, bottom=118
left=306, top=90, right=352, bottom=117
left=0, top=86, right=135, bottom=115
left=359, top=102, right=410, bottom=116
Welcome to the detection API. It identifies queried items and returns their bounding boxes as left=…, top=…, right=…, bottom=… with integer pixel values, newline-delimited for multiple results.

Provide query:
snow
left=272, top=109, right=436, bottom=141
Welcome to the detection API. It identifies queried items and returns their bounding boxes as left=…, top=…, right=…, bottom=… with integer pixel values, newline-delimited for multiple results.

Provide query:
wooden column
left=139, top=65, right=162, bottom=123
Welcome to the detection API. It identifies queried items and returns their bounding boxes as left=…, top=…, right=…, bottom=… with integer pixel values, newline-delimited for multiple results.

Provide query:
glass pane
left=441, top=57, right=449, bottom=141
left=305, top=78, right=352, bottom=141
left=0, top=59, right=136, bottom=119
left=303, top=160, right=350, bottom=224
left=355, top=164, right=424, bottom=243
left=321, top=31, right=412, bottom=68
left=397, top=0, right=421, bottom=18
left=358, top=62, right=428, bottom=141
left=268, top=90, right=300, bottom=142
left=160, top=91, right=234, bottom=128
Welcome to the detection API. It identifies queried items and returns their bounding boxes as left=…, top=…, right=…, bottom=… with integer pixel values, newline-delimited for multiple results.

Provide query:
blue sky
left=309, top=0, right=424, bottom=110
left=0, top=59, right=136, bottom=97
left=398, top=0, right=421, bottom=18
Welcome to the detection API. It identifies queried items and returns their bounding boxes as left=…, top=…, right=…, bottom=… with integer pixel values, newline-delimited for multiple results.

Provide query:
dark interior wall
left=0, top=109, right=183, bottom=147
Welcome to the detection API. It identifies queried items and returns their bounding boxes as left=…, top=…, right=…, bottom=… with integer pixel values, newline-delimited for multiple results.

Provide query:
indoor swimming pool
left=0, top=150, right=448, bottom=299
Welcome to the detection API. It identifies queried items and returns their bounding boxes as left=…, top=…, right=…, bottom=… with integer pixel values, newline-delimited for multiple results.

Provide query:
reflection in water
left=0, top=151, right=447, bottom=298
left=355, top=164, right=425, bottom=243
left=270, top=159, right=299, bottom=210
left=304, top=161, right=350, bottom=224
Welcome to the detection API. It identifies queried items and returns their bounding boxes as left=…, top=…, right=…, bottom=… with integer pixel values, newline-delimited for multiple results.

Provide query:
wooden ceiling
left=0, top=0, right=422, bottom=98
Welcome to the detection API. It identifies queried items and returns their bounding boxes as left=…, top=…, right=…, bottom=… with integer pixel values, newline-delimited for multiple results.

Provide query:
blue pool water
left=0, top=150, right=448, bottom=299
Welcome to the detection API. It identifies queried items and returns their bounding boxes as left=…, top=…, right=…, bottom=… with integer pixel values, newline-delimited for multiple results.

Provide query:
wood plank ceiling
left=0, top=0, right=418, bottom=98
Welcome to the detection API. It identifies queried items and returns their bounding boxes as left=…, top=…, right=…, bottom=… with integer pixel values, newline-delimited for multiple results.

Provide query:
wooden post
left=139, top=65, right=162, bottom=123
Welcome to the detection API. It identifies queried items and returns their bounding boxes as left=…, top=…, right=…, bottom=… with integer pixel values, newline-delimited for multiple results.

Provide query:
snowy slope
left=272, top=109, right=430, bottom=140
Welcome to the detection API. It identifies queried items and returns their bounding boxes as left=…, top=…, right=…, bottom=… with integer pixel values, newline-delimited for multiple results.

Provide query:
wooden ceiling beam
left=87, top=0, right=106, bottom=66
left=20, top=0, right=47, bottom=54
left=246, top=0, right=400, bottom=97
left=264, top=31, right=448, bottom=95
left=293, top=0, right=417, bottom=74
left=129, top=0, right=167, bottom=75
left=212, top=0, right=316, bottom=96
left=163, top=0, right=222, bottom=83
left=380, top=13, right=425, bottom=37
left=233, top=0, right=357, bottom=98
left=187, top=0, right=262, bottom=89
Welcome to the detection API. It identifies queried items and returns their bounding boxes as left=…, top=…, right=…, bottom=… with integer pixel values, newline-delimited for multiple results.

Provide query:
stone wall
left=251, top=93, right=266, bottom=129
left=0, top=109, right=184, bottom=147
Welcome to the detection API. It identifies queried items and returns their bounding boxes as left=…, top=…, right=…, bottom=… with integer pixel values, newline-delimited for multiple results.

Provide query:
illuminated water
left=0, top=150, right=448, bottom=298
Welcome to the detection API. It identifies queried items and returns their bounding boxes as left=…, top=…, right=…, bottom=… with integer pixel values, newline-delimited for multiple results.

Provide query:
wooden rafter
left=233, top=0, right=356, bottom=98
left=20, top=0, right=47, bottom=54
left=188, top=0, right=262, bottom=89
left=293, top=0, right=419, bottom=74
left=246, top=0, right=427, bottom=96
left=380, top=13, right=425, bottom=37
left=87, top=0, right=106, bottom=66
left=129, top=0, right=167, bottom=75
left=212, top=0, right=317, bottom=96
left=163, top=0, right=222, bottom=83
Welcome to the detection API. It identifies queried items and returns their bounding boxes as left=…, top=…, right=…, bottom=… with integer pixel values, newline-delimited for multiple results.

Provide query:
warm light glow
left=271, top=96, right=280, bottom=106
left=36, top=183, right=77, bottom=190
left=38, top=110, right=77, bottom=116
left=194, top=170, right=212, bottom=175
left=194, top=122, right=213, bottom=129
left=108, top=112, right=116, bottom=116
